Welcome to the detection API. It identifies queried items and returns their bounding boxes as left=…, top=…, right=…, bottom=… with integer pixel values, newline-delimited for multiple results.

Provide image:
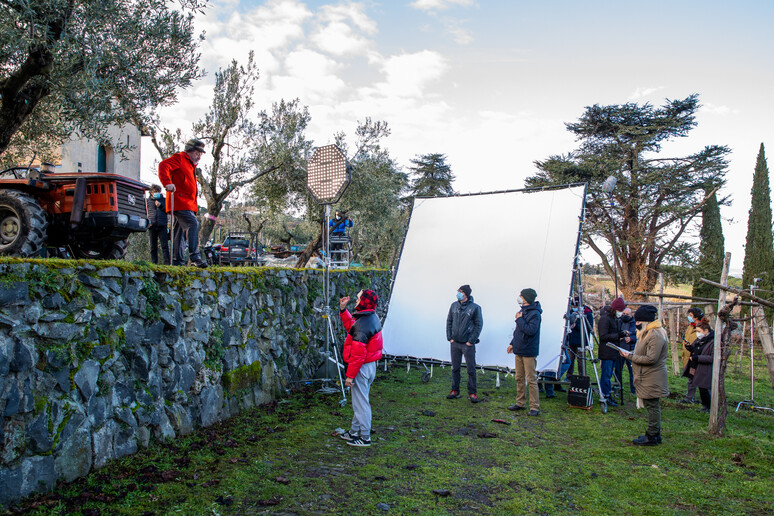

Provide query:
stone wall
left=0, top=261, right=390, bottom=507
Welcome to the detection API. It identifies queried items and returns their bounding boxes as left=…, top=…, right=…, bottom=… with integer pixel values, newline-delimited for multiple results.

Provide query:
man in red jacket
left=338, top=289, right=383, bottom=447
left=158, top=138, right=208, bottom=268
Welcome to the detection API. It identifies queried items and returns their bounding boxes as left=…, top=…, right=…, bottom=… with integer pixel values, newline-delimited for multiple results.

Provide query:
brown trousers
left=514, top=356, right=539, bottom=410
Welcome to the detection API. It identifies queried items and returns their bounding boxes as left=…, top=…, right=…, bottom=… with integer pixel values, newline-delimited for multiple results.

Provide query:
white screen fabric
left=382, top=186, right=586, bottom=372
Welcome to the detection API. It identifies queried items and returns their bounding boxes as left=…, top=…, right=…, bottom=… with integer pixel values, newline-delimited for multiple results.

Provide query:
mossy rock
left=222, top=361, right=262, bottom=395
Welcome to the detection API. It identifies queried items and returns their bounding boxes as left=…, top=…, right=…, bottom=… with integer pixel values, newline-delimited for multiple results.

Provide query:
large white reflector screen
left=382, top=186, right=586, bottom=372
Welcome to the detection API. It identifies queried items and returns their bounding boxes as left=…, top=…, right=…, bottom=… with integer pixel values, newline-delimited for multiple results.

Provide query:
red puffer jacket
left=340, top=309, right=383, bottom=379
left=158, top=152, right=199, bottom=213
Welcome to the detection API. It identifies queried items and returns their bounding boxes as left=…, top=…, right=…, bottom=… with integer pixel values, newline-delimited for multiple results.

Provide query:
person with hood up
left=598, top=297, right=627, bottom=406
left=446, top=284, right=484, bottom=403
left=506, top=288, right=542, bottom=416
left=338, top=290, right=383, bottom=447
left=619, top=305, right=669, bottom=446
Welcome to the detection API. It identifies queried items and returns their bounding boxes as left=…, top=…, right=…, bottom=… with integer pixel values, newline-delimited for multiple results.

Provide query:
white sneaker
left=346, top=437, right=371, bottom=447
left=339, top=431, right=357, bottom=442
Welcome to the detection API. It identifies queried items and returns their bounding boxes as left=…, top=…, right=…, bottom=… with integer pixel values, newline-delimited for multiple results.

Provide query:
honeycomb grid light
left=306, top=144, right=351, bottom=205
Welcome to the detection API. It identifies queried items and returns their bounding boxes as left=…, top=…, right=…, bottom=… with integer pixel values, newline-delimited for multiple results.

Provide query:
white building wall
left=59, top=124, right=142, bottom=180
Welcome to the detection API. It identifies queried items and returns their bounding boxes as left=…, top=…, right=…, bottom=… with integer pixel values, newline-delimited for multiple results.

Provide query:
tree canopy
left=526, top=94, right=730, bottom=298
left=692, top=188, right=725, bottom=301
left=408, top=153, right=455, bottom=198
left=0, top=0, right=204, bottom=164
left=741, top=143, right=773, bottom=316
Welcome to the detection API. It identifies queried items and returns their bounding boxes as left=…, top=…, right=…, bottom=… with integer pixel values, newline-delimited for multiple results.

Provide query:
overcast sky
left=143, top=0, right=774, bottom=274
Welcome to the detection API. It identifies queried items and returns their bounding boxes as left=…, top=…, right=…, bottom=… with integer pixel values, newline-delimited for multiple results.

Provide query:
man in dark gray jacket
left=446, top=284, right=484, bottom=403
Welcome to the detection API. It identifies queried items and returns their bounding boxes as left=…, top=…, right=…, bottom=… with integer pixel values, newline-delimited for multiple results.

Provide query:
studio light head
left=306, top=144, right=351, bottom=205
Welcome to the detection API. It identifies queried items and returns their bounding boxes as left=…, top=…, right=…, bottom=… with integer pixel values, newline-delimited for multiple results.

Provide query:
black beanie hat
left=634, top=305, right=658, bottom=323
left=520, top=288, right=537, bottom=304
left=459, top=285, right=472, bottom=297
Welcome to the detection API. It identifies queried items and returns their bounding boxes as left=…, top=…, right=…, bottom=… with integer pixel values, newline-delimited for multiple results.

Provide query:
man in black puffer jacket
left=598, top=297, right=627, bottom=406
left=446, top=284, right=484, bottom=403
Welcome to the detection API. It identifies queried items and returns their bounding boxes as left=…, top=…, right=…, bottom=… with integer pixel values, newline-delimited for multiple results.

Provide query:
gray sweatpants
left=350, top=361, right=376, bottom=439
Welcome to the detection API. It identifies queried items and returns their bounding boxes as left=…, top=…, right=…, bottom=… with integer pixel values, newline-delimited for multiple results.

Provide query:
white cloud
left=699, top=103, right=739, bottom=115
left=628, top=86, right=665, bottom=100
left=373, top=50, right=448, bottom=98
left=448, top=26, right=473, bottom=45
left=310, top=3, right=377, bottom=56
left=410, top=0, right=474, bottom=11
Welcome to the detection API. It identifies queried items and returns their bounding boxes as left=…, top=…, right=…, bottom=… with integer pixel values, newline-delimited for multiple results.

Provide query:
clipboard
left=606, top=342, right=627, bottom=353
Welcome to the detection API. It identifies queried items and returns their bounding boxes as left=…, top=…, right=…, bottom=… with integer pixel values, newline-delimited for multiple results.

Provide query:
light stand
left=306, top=145, right=352, bottom=405
left=736, top=278, right=774, bottom=413
left=601, top=176, right=618, bottom=298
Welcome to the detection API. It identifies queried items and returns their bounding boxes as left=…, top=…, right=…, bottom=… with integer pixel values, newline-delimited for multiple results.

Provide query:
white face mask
left=616, top=311, right=623, bottom=318
left=696, top=332, right=707, bottom=339
left=519, top=297, right=526, bottom=306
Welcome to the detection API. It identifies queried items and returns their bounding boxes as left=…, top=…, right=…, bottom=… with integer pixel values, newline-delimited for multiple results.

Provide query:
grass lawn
left=12, top=352, right=774, bottom=515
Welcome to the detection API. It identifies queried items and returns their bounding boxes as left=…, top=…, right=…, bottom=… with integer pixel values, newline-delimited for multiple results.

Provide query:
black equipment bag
left=567, top=374, right=592, bottom=408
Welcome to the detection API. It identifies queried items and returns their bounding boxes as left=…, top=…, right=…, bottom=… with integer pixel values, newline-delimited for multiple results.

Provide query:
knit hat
left=520, top=288, right=537, bottom=305
left=459, top=285, right=472, bottom=298
left=634, top=305, right=658, bottom=322
left=355, top=289, right=378, bottom=311
left=610, top=297, right=626, bottom=311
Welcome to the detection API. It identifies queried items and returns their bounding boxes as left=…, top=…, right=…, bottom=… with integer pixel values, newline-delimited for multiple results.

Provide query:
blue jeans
left=600, top=359, right=616, bottom=399
left=171, top=210, right=201, bottom=264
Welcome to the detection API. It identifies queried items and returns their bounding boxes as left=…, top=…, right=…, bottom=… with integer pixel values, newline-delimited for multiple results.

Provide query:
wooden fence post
left=752, top=306, right=774, bottom=392
left=669, top=308, right=680, bottom=376
left=709, top=252, right=731, bottom=435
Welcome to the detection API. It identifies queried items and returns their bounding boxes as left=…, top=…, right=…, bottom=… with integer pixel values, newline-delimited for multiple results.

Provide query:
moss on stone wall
left=222, top=361, right=262, bottom=395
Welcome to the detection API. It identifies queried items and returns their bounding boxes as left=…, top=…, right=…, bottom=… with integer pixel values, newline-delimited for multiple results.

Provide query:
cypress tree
left=741, top=143, right=774, bottom=317
left=692, top=189, right=725, bottom=301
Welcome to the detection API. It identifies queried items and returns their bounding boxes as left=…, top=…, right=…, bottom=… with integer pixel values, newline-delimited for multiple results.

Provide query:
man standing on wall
left=507, top=288, right=542, bottom=416
left=446, top=284, right=484, bottom=403
left=158, top=138, right=208, bottom=268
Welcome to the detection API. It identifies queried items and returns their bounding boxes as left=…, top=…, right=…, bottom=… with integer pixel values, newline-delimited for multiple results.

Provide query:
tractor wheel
left=70, top=239, right=128, bottom=260
left=0, top=190, right=48, bottom=257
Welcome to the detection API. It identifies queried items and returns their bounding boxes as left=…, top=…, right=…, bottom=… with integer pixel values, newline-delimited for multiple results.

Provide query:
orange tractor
left=0, top=167, right=149, bottom=259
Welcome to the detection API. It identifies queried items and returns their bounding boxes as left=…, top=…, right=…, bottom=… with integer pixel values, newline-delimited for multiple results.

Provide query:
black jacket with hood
left=446, top=296, right=483, bottom=344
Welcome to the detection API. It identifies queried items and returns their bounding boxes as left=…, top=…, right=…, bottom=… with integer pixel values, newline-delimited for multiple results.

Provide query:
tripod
left=571, top=265, right=608, bottom=413
left=736, top=302, right=774, bottom=413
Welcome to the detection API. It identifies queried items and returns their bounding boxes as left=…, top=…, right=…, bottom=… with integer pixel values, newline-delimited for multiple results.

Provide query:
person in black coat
left=684, top=320, right=714, bottom=412
left=506, top=288, right=542, bottom=416
left=615, top=307, right=638, bottom=394
left=146, top=185, right=170, bottom=265
left=598, top=297, right=626, bottom=406
left=446, top=284, right=484, bottom=403
left=565, top=298, right=595, bottom=376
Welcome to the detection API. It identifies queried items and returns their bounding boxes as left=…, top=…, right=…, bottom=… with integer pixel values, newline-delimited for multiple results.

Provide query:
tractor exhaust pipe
left=70, top=177, right=87, bottom=228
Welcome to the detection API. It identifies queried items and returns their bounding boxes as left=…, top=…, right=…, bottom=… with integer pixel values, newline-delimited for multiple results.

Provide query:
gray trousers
left=350, top=361, right=376, bottom=439
left=685, top=376, right=697, bottom=400
left=450, top=341, right=477, bottom=394
left=643, top=397, right=661, bottom=436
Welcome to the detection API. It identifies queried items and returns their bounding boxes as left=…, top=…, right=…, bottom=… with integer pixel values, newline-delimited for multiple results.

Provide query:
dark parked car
left=216, top=235, right=263, bottom=265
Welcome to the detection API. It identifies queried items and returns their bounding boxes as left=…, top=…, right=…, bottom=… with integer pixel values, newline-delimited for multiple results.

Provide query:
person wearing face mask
left=446, top=285, right=484, bottom=403
left=597, top=297, right=627, bottom=406
left=338, top=290, right=383, bottom=447
left=506, top=288, right=542, bottom=416
left=619, top=305, right=669, bottom=446
left=680, top=308, right=703, bottom=403
left=158, top=138, right=208, bottom=268
left=565, top=297, right=595, bottom=377
left=616, top=307, right=638, bottom=395
left=145, top=185, right=170, bottom=265
left=684, top=320, right=714, bottom=413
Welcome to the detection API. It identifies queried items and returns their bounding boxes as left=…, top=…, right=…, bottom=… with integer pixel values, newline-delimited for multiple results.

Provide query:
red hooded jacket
left=340, top=309, right=383, bottom=379
left=158, top=152, right=199, bottom=213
